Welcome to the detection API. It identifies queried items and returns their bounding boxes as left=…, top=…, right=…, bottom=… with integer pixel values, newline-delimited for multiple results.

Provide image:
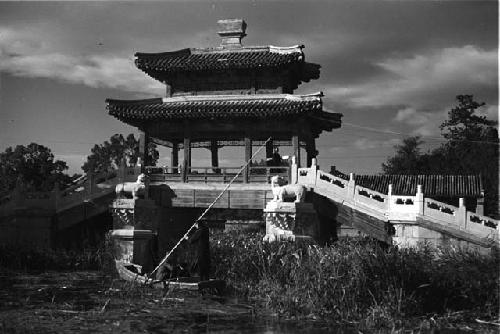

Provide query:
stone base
left=111, top=229, right=155, bottom=273
left=392, top=223, right=492, bottom=255
left=263, top=200, right=319, bottom=243
left=110, top=198, right=159, bottom=230
left=109, top=198, right=160, bottom=273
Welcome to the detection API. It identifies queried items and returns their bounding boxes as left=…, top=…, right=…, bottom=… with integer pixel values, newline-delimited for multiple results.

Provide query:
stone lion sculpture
left=270, top=175, right=306, bottom=203
left=115, top=173, right=146, bottom=199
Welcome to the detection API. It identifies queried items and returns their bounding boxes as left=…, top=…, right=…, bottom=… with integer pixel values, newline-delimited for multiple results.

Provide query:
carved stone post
left=415, top=185, right=424, bottom=215
left=457, top=197, right=467, bottom=229
left=347, top=173, right=356, bottom=199
left=476, top=191, right=485, bottom=216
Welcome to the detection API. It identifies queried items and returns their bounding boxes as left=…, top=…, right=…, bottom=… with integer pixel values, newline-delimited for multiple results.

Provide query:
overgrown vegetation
left=0, top=244, right=109, bottom=272
left=2, top=230, right=498, bottom=330
left=211, top=231, right=499, bottom=327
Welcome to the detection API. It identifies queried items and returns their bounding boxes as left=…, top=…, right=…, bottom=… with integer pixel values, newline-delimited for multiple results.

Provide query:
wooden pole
left=210, top=140, right=220, bottom=173
left=266, top=139, right=273, bottom=162
left=171, top=142, right=179, bottom=173
left=292, top=135, right=300, bottom=168
left=306, top=138, right=317, bottom=167
left=183, top=137, right=191, bottom=181
left=244, top=137, right=252, bottom=183
left=139, top=131, right=150, bottom=174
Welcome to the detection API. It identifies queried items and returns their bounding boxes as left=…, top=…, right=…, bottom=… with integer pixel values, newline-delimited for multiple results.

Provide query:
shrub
left=211, top=231, right=499, bottom=324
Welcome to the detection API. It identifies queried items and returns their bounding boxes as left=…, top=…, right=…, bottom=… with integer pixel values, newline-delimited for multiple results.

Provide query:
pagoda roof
left=134, top=45, right=320, bottom=83
left=106, top=92, right=341, bottom=129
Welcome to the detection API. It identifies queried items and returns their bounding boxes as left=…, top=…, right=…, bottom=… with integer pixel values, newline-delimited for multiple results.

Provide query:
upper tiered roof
left=134, top=19, right=320, bottom=94
left=135, top=46, right=319, bottom=79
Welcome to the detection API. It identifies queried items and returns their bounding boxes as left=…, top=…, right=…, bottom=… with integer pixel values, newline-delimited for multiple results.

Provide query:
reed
left=211, top=231, right=499, bottom=326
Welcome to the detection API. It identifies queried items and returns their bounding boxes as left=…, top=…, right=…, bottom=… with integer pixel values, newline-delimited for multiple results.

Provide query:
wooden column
left=183, top=137, right=191, bottom=182
left=139, top=131, right=150, bottom=173
left=306, top=138, right=317, bottom=167
left=292, top=135, right=300, bottom=168
left=166, top=83, right=172, bottom=97
left=266, top=139, right=274, bottom=162
left=244, top=137, right=252, bottom=183
left=171, top=142, right=179, bottom=172
left=210, top=140, right=220, bottom=173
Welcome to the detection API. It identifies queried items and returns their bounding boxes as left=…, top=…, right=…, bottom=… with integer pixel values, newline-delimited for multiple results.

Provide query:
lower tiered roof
left=106, top=93, right=341, bottom=130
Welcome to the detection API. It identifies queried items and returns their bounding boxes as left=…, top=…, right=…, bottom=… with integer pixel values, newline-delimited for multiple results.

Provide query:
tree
left=382, top=95, right=499, bottom=216
left=0, top=143, right=73, bottom=193
left=82, top=134, right=159, bottom=174
left=438, top=95, right=498, bottom=216
left=382, top=136, right=427, bottom=174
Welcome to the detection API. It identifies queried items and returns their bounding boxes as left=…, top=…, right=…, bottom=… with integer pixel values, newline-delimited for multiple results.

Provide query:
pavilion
left=106, top=19, right=342, bottom=183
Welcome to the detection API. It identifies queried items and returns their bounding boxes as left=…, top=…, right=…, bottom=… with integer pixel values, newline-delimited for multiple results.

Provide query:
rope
left=148, top=137, right=272, bottom=279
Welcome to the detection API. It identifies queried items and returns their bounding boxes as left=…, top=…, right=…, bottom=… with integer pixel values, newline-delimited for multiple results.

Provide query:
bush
left=211, top=231, right=499, bottom=324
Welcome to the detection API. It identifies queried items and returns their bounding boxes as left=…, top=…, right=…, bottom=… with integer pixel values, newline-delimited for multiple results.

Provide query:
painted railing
left=296, top=159, right=499, bottom=246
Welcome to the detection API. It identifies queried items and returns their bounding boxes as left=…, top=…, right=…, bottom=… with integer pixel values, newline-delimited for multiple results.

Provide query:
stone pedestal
left=263, top=201, right=319, bottom=243
left=109, top=198, right=160, bottom=273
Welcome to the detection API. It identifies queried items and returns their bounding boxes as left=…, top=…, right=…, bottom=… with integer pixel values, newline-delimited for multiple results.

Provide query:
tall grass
left=0, top=243, right=108, bottom=272
left=211, top=231, right=499, bottom=325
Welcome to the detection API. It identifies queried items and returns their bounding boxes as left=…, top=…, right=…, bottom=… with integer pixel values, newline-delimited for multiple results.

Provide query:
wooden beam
left=292, top=135, right=300, bottom=168
left=244, top=137, right=252, bottom=183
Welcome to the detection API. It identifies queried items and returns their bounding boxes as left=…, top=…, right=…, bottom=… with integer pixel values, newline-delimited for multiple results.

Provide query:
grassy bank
left=211, top=231, right=499, bottom=328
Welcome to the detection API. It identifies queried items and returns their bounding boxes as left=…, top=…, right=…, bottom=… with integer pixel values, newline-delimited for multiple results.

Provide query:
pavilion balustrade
left=145, top=165, right=290, bottom=184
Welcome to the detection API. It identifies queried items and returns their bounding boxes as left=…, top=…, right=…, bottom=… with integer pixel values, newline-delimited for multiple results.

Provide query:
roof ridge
left=160, top=92, right=322, bottom=103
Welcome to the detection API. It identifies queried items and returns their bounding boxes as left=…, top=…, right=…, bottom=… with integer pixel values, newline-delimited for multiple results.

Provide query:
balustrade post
left=415, top=184, right=424, bottom=215
left=387, top=184, right=393, bottom=214
left=291, top=156, right=298, bottom=184
left=347, top=173, right=356, bottom=199
left=457, top=197, right=467, bottom=229
left=309, top=158, right=318, bottom=186
left=476, top=192, right=485, bottom=216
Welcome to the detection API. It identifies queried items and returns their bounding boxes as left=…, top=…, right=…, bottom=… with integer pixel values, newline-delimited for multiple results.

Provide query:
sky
left=0, top=1, right=498, bottom=175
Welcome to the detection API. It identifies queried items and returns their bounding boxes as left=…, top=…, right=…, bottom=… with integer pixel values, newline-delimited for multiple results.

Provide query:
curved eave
left=134, top=45, right=318, bottom=84
left=106, top=93, right=340, bottom=131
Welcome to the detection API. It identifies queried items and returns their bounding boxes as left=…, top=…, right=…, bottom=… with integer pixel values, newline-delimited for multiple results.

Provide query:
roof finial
left=217, top=19, right=247, bottom=48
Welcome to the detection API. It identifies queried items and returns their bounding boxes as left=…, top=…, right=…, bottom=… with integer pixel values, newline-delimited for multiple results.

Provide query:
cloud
left=0, top=27, right=164, bottom=96
left=394, top=107, right=447, bottom=136
left=326, top=45, right=497, bottom=110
